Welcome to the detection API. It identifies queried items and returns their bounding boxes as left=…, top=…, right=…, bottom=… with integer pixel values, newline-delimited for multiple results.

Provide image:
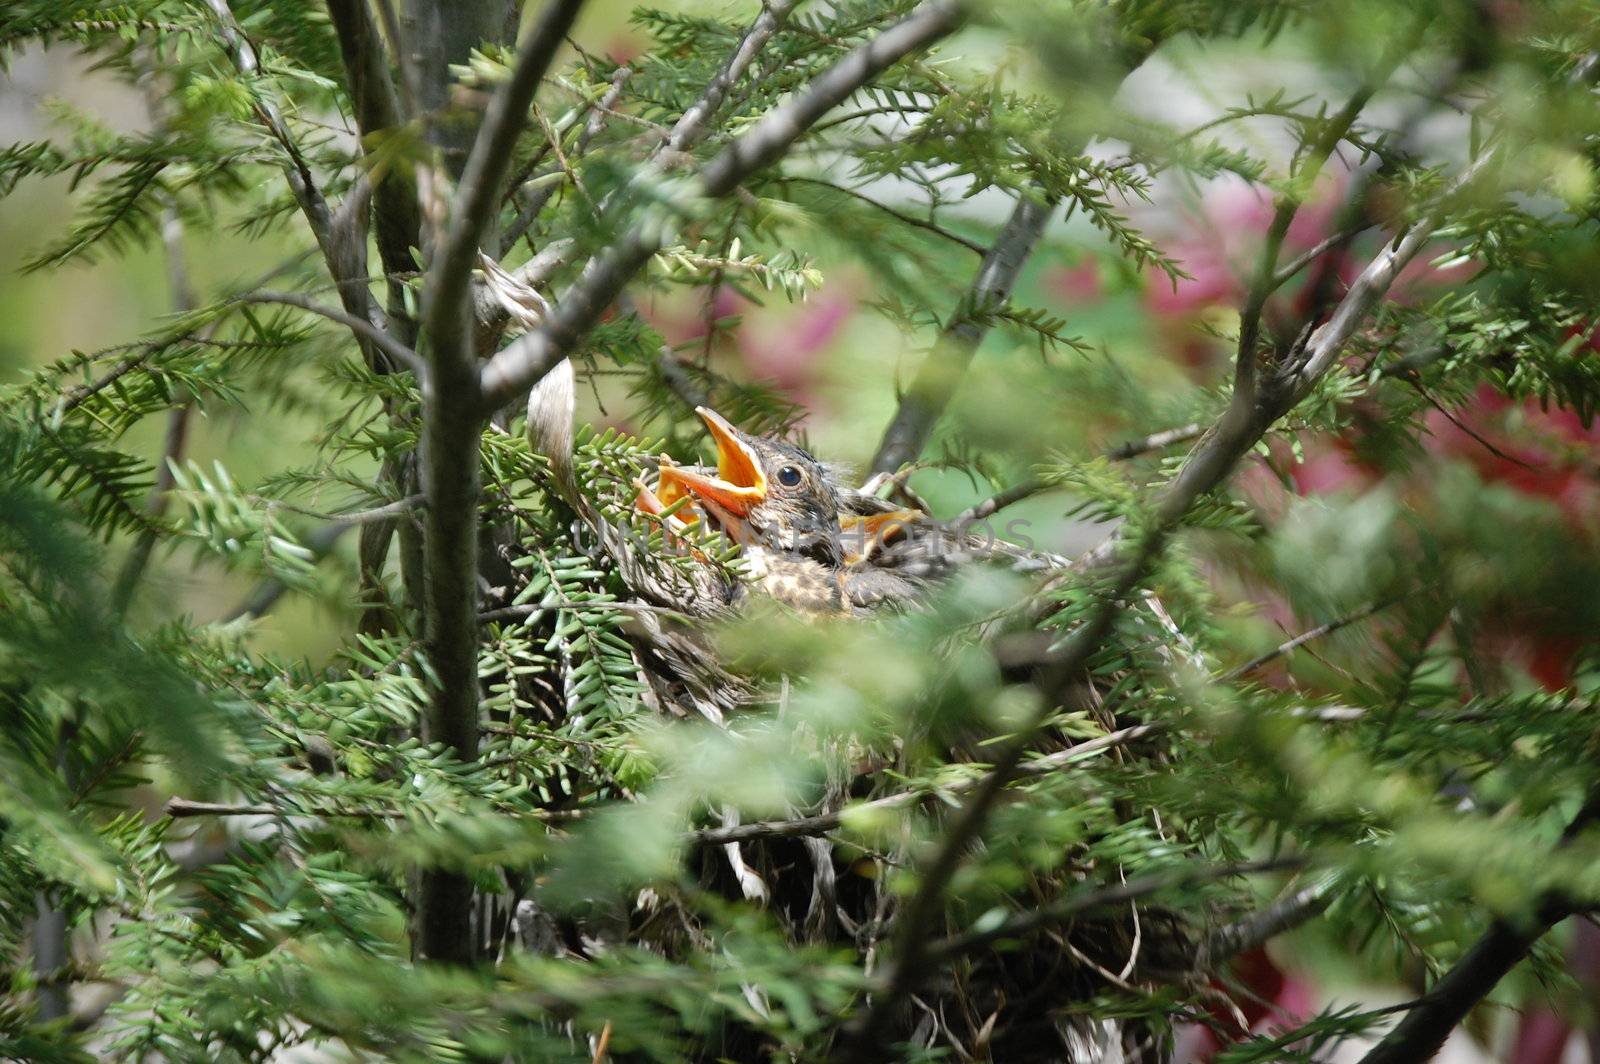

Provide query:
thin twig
left=1405, top=377, right=1541, bottom=470
left=164, top=796, right=578, bottom=823
left=234, top=291, right=424, bottom=375
left=1105, top=421, right=1206, bottom=461
left=1268, top=222, right=1377, bottom=292
left=952, top=423, right=1207, bottom=524
left=1222, top=596, right=1402, bottom=681
left=480, top=599, right=690, bottom=623
left=266, top=494, right=425, bottom=525
left=780, top=174, right=985, bottom=255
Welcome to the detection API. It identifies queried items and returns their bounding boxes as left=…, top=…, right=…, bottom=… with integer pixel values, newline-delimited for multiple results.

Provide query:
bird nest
left=473, top=387, right=1208, bottom=1061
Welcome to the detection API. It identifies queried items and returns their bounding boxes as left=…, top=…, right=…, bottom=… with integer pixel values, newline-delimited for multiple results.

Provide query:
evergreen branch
left=952, top=423, right=1207, bottom=525
left=661, top=0, right=804, bottom=155
left=693, top=724, right=1160, bottom=845
left=165, top=797, right=401, bottom=819
left=53, top=343, right=174, bottom=418
left=839, top=534, right=1167, bottom=1058
left=779, top=174, right=986, bottom=255
left=844, top=62, right=1495, bottom=1059
left=922, top=857, right=1309, bottom=970
left=478, top=0, right=966, bottom=412
left=1222, top=595, right=1403, bottom=681
left=1234, top=23, right=1422, bottom=403
left=1357, top=789, right=1600, bottom=1064
left=696, top=0, right=962, bottom=193
left=233, top=292, right=423, bottom=375
left=1075, top=149, right=1501, bottom=576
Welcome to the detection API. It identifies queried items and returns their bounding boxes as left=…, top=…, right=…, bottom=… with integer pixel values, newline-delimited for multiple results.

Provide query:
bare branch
left=164, top=796, right=577, bottom=823
left=1196, top=878, right=1338, bottom=972
left=1283, top=155, right=1494, bottom=401
left=952, top=478, right=1049, bottom=526
left=1268, top=222, right=1376, bottom=292
left=663, top=0, right=804, bottom=155
left=111, top=162, right=200, bottom=614
left=1104, top=421, right=1206, bottom=461
left=952, top=423, right=1208, bottom=525
left=478, top=0, right=966, bottom=411
left=869, top=192, right=1055, bottom=474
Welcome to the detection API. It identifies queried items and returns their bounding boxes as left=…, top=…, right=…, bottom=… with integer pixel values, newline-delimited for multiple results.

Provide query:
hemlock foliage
left=1, top=0, right=1599, bottom=1061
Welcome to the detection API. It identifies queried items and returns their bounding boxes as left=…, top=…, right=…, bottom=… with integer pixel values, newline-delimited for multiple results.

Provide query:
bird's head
left=642, top=407, right=845, bottom=568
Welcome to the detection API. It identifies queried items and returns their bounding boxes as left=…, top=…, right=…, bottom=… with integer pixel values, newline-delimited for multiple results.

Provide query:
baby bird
left=642, top=407, right=856, bottom=612
left=638, top=408, right=1061, bottom=614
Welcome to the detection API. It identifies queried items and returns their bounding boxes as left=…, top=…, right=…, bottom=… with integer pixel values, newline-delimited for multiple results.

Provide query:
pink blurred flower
left=636, top=278, right=856, bottom=412
left=740, top=286, right=853, bottom=398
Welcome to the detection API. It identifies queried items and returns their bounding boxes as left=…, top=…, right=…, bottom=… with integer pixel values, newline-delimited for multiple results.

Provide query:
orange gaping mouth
left=839, top=509, right=920, bottom=563
left=637, top=407, right=768, bottom=544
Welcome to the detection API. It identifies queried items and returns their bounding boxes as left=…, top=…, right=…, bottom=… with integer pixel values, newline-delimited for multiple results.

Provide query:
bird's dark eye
left=776, top=465, right=803, bottom=487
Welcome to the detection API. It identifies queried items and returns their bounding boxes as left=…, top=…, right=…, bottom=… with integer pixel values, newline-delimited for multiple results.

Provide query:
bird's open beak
left=655, top=406, right=768, bottom=517
left=839, top=509, right=921, bottom=563
left=635, top=407, right=767, bottom=546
